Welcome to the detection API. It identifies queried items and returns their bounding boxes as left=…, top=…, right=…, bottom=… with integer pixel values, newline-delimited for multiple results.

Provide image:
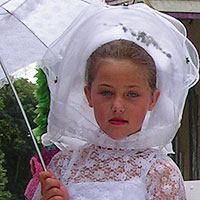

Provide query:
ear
left=148, top=89, right=160, bottom=111
left=84, top=86, right=93, bottom=107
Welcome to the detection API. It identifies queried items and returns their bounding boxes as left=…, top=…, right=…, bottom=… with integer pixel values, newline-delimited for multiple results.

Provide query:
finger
left=41, top=177, right=61, bottom=193
left=42, top=195, right=64, bottom=200
left=39, top=169, right=57, bottom=185
left=48, top=197, right=64, bottom=200
left=60, top=183, right=70, bottom=199
left=48, top=169, right=56, bottom=178
left=43, top=187, right=64, bottom=200
left=39, top=170, right=53, bottom=182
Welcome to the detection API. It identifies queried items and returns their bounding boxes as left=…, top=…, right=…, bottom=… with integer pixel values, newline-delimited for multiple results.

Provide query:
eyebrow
left=97, top=84, right=140, bottom=89
left=125, top=85, right=140, bottom=89
left=97, top=84, right=113, bottom=88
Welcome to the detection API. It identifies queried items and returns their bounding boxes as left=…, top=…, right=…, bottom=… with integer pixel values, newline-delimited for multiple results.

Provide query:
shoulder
left=146, top=154, right=186, bottom=199
left=129, top=148, right=162, bottom=167
left=148, top=153, right=183, bottom=181
left=48, top=146, right=74, bottom=178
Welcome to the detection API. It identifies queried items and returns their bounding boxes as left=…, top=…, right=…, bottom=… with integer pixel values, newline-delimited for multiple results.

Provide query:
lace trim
left=146, top=157, right=186, bottom=199
left=33, top=145, right=186, bottom=199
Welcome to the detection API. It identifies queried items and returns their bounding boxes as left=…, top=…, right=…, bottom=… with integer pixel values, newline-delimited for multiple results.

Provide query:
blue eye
left=127, top=92, right=138, bottom=97
left=100, top=91, right=113, bottom=96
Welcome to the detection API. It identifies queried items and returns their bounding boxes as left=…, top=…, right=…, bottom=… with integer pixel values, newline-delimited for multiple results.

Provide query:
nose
left=111, top=97, right=125, bottom=113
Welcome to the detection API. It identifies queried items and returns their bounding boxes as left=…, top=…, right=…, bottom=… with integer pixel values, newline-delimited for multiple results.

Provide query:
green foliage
left=0, top=150, right=11, bottom=199
left=0, top=78, right=38, bottom=199
left=0, top=96, right=4, bottom=110
left=33, top=68, right=50, bottom=143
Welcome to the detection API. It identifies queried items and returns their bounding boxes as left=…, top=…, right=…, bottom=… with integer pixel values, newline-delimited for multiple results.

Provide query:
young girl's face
left=84, top=58, right=160, bottom=140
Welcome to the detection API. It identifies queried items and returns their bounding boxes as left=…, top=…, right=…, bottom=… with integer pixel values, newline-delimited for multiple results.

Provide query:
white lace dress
left=32, top=144, right=186, bottom=200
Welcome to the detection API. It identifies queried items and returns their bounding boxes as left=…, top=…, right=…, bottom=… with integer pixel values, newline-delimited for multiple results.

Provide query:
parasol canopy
left=0, top=0, right=99, bottom=171
left=0, top=0, right=91, bottom=80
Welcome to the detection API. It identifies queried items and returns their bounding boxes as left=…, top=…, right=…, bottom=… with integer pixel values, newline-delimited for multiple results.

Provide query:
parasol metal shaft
left=0, top=58, right=47, bottom=172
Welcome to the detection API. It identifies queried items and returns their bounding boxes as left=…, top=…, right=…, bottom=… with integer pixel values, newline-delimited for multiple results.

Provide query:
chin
left=107, top=131, right=139, bottom=140
left=106, top=133, right=127, bottom=140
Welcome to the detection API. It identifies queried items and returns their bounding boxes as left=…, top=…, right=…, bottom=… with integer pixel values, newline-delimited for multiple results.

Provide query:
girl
left=31, top=1, right=199, bottom=199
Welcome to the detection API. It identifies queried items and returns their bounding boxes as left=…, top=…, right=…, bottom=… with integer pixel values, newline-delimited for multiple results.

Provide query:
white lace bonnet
left=41, top=2, right=199, bottom=151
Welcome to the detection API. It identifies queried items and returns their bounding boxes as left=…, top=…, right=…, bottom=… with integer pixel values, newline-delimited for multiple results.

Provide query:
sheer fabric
left=41, top=2, right=199, bottom=153
left=32, top=144, right=186, bottom=200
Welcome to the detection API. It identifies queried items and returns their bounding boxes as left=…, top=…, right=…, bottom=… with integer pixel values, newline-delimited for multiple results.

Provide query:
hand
left=39, top=169, right=70, bottom=200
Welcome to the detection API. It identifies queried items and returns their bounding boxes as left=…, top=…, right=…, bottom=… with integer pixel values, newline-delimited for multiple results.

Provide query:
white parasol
left=0, top=0, right=92, bottom=79
left=0, top=0, right=95, bottom=171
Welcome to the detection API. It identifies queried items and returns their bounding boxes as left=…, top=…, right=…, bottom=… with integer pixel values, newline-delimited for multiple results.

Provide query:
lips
left=109, top=117, right=128, bottom=125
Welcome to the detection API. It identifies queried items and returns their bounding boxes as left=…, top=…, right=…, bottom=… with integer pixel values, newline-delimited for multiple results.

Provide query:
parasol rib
left=1, top=6, right=49, bottom=49
left=0, top=57, right=47, bottom=172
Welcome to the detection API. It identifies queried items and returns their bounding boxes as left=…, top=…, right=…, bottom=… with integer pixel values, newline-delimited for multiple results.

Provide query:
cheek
left=92, top=99, right=109, bottom=122
left=92, top=95, right=108, bottom=108
left=93, top=101, right=107, bottom=116
left=129, top=101, right=150, bottom=120
left=93, top=107, right=106, bottom=128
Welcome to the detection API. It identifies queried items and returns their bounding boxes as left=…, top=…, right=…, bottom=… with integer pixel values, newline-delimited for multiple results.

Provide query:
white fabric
left=0, top=0, right=90, bottom=79
left=40, top=2, right=199, bottom=152
left=32, top=145, right=186, bottom=199
left=185, top=180, right=200, bottom=200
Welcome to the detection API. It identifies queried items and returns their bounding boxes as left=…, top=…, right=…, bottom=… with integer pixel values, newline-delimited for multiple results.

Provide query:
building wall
left=150, top=0, right=200, bottom=13
left=175, top=19, right=200, bottom=180
left=182, top=19, right=200, bottom=53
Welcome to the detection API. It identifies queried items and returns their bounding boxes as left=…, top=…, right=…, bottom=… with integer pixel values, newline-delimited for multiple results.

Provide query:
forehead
left=95, top=58, right=148, bottom=78
left=93, top=58, right=149, bottom=86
